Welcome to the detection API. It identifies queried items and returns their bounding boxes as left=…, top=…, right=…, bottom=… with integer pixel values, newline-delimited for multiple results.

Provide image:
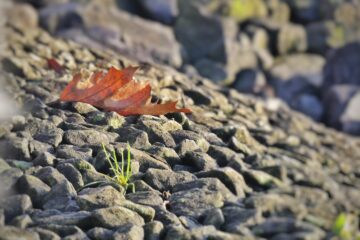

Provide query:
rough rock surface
left=6, top=0, right=360, bottom=135
left=0, top=23, right=360, bottom=240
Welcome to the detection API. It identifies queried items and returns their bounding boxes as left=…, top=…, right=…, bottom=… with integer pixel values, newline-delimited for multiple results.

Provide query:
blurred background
left=2, top=0, right=360, bottom=135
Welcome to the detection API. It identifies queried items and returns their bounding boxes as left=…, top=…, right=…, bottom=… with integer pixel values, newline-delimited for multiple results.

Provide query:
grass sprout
left=102, top=143, right=134, bottom=192
left=78, top=143, right=135, bottom=194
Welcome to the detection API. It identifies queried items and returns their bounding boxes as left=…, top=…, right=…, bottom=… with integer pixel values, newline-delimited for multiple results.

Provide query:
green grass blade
left=112, top=149, right=120, bottom=175
left=121, top=149, right=125, bottom=178
left=126, top=143, right=132, bottom=181
left=102, top=144, right=117, bottom=177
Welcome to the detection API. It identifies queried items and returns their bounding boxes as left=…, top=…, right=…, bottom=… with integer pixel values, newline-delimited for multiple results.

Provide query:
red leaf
left=47, top=58, right=63, bottom=74
left=59, top=66, right=191, bottom=116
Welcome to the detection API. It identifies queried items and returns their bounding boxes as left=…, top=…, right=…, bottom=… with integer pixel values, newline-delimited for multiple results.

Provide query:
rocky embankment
left=0, top=22, right=360, bottom=239
left=7, top=0, right=360, bottom=135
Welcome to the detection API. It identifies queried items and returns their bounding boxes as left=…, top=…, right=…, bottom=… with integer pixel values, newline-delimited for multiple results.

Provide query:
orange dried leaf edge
left=59, top=66, right=191, bottom=116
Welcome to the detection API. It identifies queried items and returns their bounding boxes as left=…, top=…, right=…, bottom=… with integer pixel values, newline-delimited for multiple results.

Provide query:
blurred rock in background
left=7, top=0, right=360, bottom=135
left=1, top=1, right=21, bottom=121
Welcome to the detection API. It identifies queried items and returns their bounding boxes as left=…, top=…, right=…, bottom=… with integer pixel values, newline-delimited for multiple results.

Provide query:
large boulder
left=38, top=2, right=83, bottom=34
left=306, top=21, right=347, bottom=54
left=323, top=42, right=360, bottom=90
left=138, top=0, right=178, bottom=25
left=338, top=90, right=360, bottom=135
left=39, top=0, right=182, bottom=68
left=81, top=0, right=182, bottom=68
left=283, top=0, right=322, bottom=23
left=6, top=3, right=38, bottom=30
left=251, top=19, right=307, bottom=55
left=322, top=85, right=359, bottom=129
left=269, top=54, right=325, bottom=102
left=175, top=0, right=247, bottom=81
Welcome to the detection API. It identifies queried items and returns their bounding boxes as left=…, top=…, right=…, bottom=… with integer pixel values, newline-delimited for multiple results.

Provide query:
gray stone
left=243, top=169, right=285, bottom=189
left=283, top=0, right=320, bottom=23
left=82, top=0, right=182, bottom=67
left=77, top=186, right=125, bottom=211
left=6, top=3, right=38, bottom=30
left=164, top=224, right=191, bottom=240
left=201, top=208, right=225, bottom=229
left=137, top=120, right=176, bottom=148
left=251, top=217, right=325, bottom=238
left=0, top=226, right=39, bottom=240
left=120, top=200, right=155, bottom=223
left=266, top=0, right=290, bottom=23
left=207, top=145, right=245, bottom=167
left=113, top=224, right=144, bottom=240
left=116, top=127, right=151, bottom=149
left=0, top=168, right=23, bottom=196
left=32, top=211, right=91, bottom=229
left=175, top=1, right=242, bottom=80
left=183, top=89, right=213, bottom=106
left=172, top=130, right=210, bottom=153
left=25, top=0, right=69, bottom=8
left=72, top=102, right=98, bottom=115
left=222, top=206, right=263, bottom=233
left=86, top=227, right=113, bottom=240
left=33, top=152, right=55, bottom=166
left=144, top=221, right=163, bottom=240
left=191, top=225, right=240, bottom=240
left=0, top=209, right=4, bottom=226
left=124, top=146, right=170, bottom=172
left=176, top=139, right=201, bottom=158
left=183, top=152, right=218, bottom=172
left=269, top=54, right=325, bottom=103
left=0, top=137, right=30, bottom=160
left=29, top=140, right=54, bottom=158
left=26, top=118, right=63, bottom=147
left=30, top=227, right=61, bottom=240
left=322, top=84, right=359, bottom=129
left=306, top=21, right=347, bottom=54
left=33, top=128, right=63, bottom=147
left=293, top=94, right=323, bottom=121
left=0, top=158, right=10, bottom=173
left=126, top=191, right=164, bottom=208
left=35, top=167, right=68, bottom=187
left=57, top=163, right=84, bottom=190
left=252, top=20, right=307, bottom=55
left=63, top=129, right=110, bottom=147
left=170, top=178, right=237, bottom=218
left=153, top=207, right=181, bottom=226
left=91, top=206, right=145, bottom=229
left=323, top=42, right=360, bottom=89
left=37, top=224, right=87, bottom=239
left=56, top=145, right=93, bottom=161
left=232, top=69, right=267, bottom=95
left=38, top=2, right=82, bottom=34
left=244, top=193, right=307, bottom=219
left=194, top=59, right=228, bottom=82
left=196, top=167, right=251, bottom=197
left=340, top=91, right=360, bottom=135
left=146, top=145, right=180, bottom=167
left=0, top=194, right=32, bottom=221
left=17, top=174, right=51, bottom=208
left=138, top=0, right=178, bottom=25
left=9, top=214, right=33, bottom=229
left=42, top=180, right=77, bottom=211
left=143, top=168, right=196, bottom=192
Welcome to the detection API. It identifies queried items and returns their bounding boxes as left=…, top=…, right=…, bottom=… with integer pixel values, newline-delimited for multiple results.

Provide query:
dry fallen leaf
left=47, top=58, right=63, bottom=74
left=59, top=66, right=191, bottom=116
